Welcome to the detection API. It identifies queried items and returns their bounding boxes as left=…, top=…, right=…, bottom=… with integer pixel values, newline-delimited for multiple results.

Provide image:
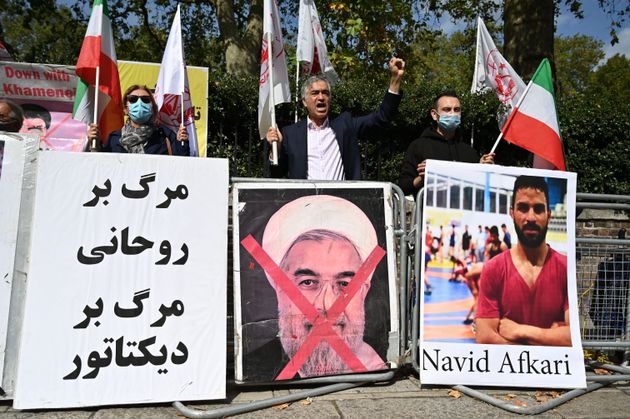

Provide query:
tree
left=554, top=35, right=604, bottom=97
left=214, top=0, right=262, bottom=76
left=0, top=0, right=85, bottom=64
left=417, top=0, right=627, bottom=81
left=587, top=54, right=630, bottom=104
left=503, top=0, right=555, bottom=80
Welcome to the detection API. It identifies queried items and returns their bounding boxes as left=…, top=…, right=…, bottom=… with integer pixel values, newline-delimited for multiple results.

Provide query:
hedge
left=206, top=73, right=630, bottom=195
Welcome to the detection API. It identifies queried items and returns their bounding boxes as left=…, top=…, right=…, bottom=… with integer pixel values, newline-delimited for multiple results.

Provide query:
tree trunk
left=214, top=0, right=263, bottom=77
left=503, top=0, right=555, bottom=81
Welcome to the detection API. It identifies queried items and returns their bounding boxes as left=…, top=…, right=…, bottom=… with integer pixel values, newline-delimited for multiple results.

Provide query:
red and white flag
left=258, top=0, right=291, bottom=140
left=72, top=0, right=123, bottom=145
left=297, top=0, right=338, bottom=83
left=155, top=4, right=199, bottom=156
left=471, top=17, right=525, bottom=106
left=501, top=59, right=566, bottom=170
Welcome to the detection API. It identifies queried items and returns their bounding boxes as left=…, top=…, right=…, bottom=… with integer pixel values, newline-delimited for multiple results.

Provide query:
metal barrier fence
left=174, top=179, right=409, bottom=418
left=408, top=190, right=630, bottom=414
left=577, top=238, right=630, bottom=350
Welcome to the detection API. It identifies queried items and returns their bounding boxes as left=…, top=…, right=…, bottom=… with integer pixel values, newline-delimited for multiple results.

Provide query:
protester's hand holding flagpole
left=267, top=31, right=279, bottom=165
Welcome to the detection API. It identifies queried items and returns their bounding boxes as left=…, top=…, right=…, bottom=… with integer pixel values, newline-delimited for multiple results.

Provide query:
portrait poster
left=13, top=152, right=228, bottom=408
left=0, top=138, right=26, bottom=383
left=233, top=182, right=399, bottom=383
left=419, top=160, right=585, bottom=389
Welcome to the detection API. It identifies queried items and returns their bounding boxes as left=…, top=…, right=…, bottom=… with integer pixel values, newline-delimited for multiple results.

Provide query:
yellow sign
left=118, top=60, right=208, bottom=157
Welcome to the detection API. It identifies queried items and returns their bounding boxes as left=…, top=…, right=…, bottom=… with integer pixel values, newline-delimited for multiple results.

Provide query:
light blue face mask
left=128, top=100, right=153, bottom=124
left=437, top=114, right=461, bottom=132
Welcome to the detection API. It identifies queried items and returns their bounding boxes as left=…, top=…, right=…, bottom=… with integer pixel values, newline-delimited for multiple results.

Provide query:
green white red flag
left=501, top=59, right=566, bottom=170
left=72, top=0, right=123, bottom=146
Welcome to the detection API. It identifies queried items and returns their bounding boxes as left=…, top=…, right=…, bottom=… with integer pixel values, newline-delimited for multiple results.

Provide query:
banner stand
left=409, top=188, right=630, bottom=414
left=173, top=178, right=409, bottom=417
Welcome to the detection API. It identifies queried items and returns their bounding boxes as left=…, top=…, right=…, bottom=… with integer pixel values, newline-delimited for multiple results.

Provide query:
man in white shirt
left=265, top=57, right=405, bottom=180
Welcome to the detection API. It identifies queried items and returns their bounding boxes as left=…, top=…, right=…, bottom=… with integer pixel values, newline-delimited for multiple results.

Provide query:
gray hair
left=300, top=75, right=331, bottom=101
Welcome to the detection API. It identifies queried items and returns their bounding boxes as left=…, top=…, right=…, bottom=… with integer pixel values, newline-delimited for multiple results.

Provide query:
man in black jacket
left=398, top=91, right=494, bottom=196
left=265, top=57, right=405, bottom=180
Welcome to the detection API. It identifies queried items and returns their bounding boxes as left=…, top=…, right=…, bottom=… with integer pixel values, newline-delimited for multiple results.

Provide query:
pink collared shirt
left=306, top=117, right=345, bottom=180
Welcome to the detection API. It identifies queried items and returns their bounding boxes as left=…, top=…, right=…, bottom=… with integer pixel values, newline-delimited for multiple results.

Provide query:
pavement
left=1, top=368, right=630, bottom=418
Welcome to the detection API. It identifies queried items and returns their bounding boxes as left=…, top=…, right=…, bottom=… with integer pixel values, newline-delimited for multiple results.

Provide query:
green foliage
left=559, top=87, right=630, bottom=194
left=206, top=61, right=630, bottom=195
left=1, top=1, right=628, bottom=193
left=1, top=1, right=85, bottom=64
left=555, top=35, right=604, bottom=97
left=587, top=54, right=630, bottom=105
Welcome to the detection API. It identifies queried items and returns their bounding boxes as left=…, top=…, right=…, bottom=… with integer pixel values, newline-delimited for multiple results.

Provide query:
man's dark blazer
left=266, top=91, right=402, bottom=180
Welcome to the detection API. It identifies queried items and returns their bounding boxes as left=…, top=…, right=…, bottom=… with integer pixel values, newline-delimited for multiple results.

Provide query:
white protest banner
left=13, top=152, right=228, bottom=408
left=0, top=137, right=26, bottom=383
left=419, top=160, right=585, bottom=389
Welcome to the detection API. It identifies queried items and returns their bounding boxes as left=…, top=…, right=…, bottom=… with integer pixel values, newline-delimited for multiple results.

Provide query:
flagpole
left=181, top=92, right=185, bottom=148
left=470, top=17, right=481, bottom=94
left=295, top=60, right=299, bottom=123
left=92, top=65, right=100, bottom=150
left=268, top=31, right=278, bottom=165
left=490, top=78, right=534, bottom=154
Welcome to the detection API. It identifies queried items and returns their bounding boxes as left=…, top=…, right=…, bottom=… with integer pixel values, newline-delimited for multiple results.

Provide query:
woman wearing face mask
left=87, top=84, right=189, bottom=155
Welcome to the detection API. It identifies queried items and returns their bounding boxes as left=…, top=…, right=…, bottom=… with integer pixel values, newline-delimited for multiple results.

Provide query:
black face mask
left=0, top=119, right=22, bottom=133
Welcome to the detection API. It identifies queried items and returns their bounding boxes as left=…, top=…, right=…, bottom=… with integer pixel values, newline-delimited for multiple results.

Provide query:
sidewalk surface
left=2, top=370, right=629, bottom=418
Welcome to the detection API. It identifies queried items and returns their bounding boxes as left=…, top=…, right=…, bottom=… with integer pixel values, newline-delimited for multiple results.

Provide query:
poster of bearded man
left=419, top=160, right=585, bottom=389
left=233, top=183, right=399, bottom=383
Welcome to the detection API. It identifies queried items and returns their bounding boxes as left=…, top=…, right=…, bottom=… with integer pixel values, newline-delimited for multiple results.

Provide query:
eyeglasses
left=127, top=95, right=152, bottom=104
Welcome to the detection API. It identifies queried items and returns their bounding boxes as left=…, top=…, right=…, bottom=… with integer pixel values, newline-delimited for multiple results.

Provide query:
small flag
left=502, top=59, right=566, bottom=170
left=154, top=4, right=199, bottom=156
left=297, top=0, right=338, bottom=83
left=72, top=0, right=123, bottom=145
left=258, top=0, right=291, bottom=140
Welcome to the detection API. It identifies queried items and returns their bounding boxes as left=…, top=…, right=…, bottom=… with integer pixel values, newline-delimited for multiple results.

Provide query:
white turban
left=262, top=194, right=378, bottom=266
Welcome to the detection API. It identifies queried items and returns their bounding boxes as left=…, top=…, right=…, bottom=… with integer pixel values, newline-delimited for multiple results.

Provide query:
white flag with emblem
left=471, top=17, right=526, bottom=107
left=155, top=4, right=199, bottom=156
left=258, top=0, right=291, bottom=140
left=297, top=0, right=339, bottom=83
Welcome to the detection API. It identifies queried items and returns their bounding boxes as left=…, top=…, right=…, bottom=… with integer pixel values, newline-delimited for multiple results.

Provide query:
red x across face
left=241, top=234, right=385, bottom=379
